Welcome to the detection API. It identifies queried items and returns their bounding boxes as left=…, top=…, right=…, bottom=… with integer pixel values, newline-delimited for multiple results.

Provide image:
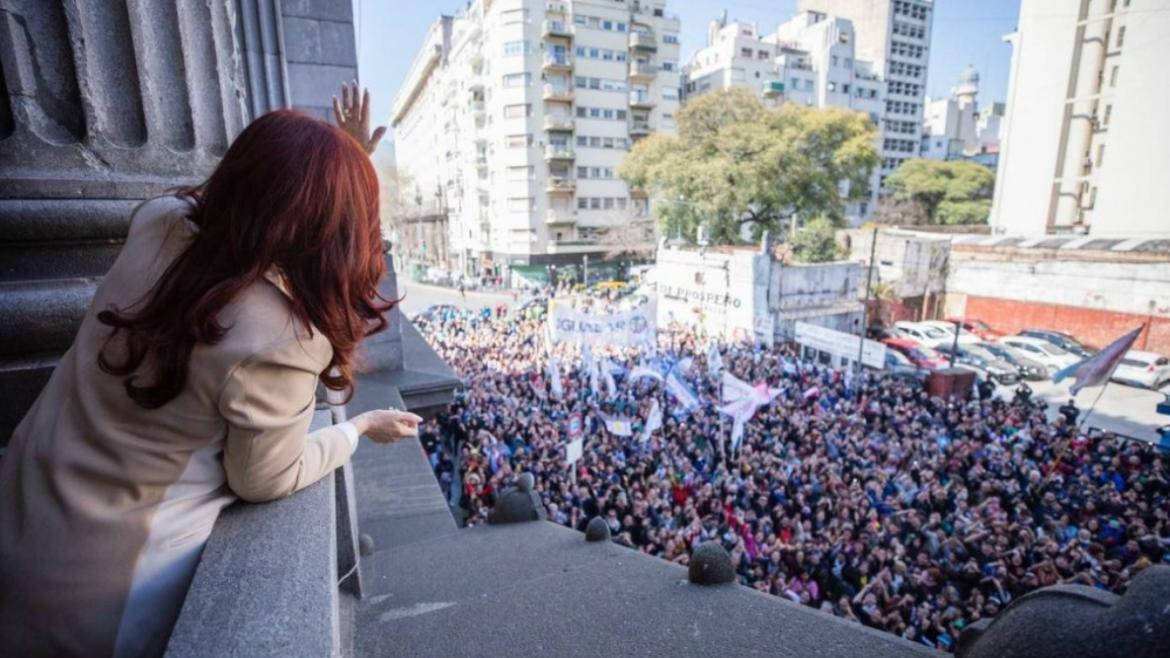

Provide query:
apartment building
left=392, top=0, right=681, bottom=284
left=797, top=0, right=934, bottom=191
left=989, top=0, right=1169, bottom=237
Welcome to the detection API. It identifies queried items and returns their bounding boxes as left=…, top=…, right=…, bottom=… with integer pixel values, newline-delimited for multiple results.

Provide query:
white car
left=918, top=320, right=982, bottom=346
left=893, top=321, right=954, bottom=348
left=998, top=335, right=1080, bottom=375
left=1111, top=350, right=1170, bottom=389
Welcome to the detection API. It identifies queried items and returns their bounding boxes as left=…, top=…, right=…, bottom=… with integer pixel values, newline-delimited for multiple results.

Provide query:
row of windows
left=575, top=76, right=627, bottom=92
left=575, top=135, right=630, bottom=149
left=830, top=55, right=854, bottom=69
left=881, top=156, right=908, bottom=171
left=790, top=77, right=815, bottom=91
left=891, top=40, right=926, bottom=60
left=502, top=73, right=532, bottom=88
left=883, top=120, right=918, bottom=135
left=888, top=61, right=924, bottom=79
left=573, top=14, right=628, bottom=32
left=740, top=47, right=771, bottom=60
left=575, top=46, right=627, bottom=62
left=886, top=100, right=920, bottom=115
left=663, top=34, right=679, bottom=44
left=893, top=1, right=929, bottom=20
left=575, top=106, right=628, bottom=120
left=888, top=80, right=922, bottom=97
left=577, top=196, right=630, bottom=210
left=892, top=21, right=926, bottom=39
left=883, top=138, right=917, bottom=154
left=577, top=166, right=615, bottom=179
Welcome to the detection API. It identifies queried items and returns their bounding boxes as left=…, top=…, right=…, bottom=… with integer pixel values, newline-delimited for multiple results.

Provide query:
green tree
left=618, top=88, right=878, bottom=244
left=791, top=216, right=840, bottom=263
left=884, top=159, right=995, bottom=225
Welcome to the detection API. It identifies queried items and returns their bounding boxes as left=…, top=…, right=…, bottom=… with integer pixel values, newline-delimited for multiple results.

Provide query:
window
left=1103, top=104, right=1112, bottom=125
left=757, top=50, right=769, bottom=60
left=573, top=15, right=625, bottom=32
left=505, top=134, right=531, bottom=148
left=1110, top=65, right=1119, bottom=87
left=506, top=197, right=534, bottom=212
left=574, top=76, right=627, bottom=91
left=1097, top=144, right=1105, bottom=167
left=499, top=8, right=527, bottom=24
left=662, top=88, right=679, bottom=100
left=831, top=55, right=839, bottom=67
left=506, top=166, right=533, bottom=180
left=575, top=46, right=626, bottom=62
left=828, top=81, right=837, bottom=92
left=502, top=73, right=531, bottom=88
left=842, top=83, right=850, bottom=94
left=503, top=103, right=530, bottom=118
left=663, top=33, right=679, bottom=44
left=844, top=57, right=852, bottom=67
left=502, top=41, right=531, bottom=57
left=740, top=47, right=753, bottom=58
left=1116, top=26, right=1125, bottom=47
left=661, top=60, right=677, bottom=71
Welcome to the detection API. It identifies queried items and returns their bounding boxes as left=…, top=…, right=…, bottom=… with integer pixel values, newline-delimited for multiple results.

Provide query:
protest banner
left=548, top=299, right=656, bottom=348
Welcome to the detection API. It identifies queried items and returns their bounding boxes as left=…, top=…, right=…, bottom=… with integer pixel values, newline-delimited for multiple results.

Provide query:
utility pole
left=855, top=225, right=878, bottom=374
left=949, top=319, right=961, bottom=369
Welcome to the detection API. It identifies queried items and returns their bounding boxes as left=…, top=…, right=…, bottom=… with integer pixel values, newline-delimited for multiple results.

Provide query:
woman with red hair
left=0, top=84, right=418, bottom=656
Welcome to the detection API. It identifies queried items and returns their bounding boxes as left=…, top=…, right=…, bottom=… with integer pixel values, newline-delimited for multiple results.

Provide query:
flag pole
left=1075, top=379, right=1111, bottom=436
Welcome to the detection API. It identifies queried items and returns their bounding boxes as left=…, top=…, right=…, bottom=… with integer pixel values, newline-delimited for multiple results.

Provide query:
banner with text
left=548, top=300, right=657, bottom=348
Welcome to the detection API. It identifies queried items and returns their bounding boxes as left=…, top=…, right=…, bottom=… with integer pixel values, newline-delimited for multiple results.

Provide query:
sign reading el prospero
left=547, top=300, right=657, bottom=347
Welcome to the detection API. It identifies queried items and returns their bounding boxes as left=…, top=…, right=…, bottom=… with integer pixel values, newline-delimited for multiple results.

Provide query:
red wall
left=960, top=295, right=1170, bottom=354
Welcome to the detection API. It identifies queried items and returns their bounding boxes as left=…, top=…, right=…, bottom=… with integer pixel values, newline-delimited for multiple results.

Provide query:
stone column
left=0, top=0, right=333, bottom=442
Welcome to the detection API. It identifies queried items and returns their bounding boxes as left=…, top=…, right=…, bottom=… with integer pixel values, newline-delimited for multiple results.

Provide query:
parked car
left=881, top=338, right=949, bottom=370
left=946, top=317, right=1005, bottom=341
left=892, top=321, right=954, bottom=348
left=919, top=320, right=982, bottom=346
left=979, top=341, right=1048, bottom=381
left=934, top=344, right=1020, bottom=385
left=1017, top=329, right=1098, bottom=358
left=998, top=335, right=1080, bottom=375
left=881, top=348, right=929, bottom=383
left=1111, top=350, right=1170, bottom=389
left=867, top=325, right=899, bottom=341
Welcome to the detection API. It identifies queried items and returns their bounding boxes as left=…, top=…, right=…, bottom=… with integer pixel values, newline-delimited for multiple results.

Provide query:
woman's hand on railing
left=332, top=80, right=387, bottom=155
left=352, top=409, right=423, bottom=443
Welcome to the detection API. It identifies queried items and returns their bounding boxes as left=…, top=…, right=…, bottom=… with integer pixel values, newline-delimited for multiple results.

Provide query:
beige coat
left=0, top=196, right=355, bottom=656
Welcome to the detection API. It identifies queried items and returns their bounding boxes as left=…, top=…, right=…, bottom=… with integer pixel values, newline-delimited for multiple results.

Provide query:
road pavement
left=395, top=281, right=526, bottom=316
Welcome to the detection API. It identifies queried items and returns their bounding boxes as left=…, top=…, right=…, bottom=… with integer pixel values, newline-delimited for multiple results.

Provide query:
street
left=395, top=281, right=526, bottom=316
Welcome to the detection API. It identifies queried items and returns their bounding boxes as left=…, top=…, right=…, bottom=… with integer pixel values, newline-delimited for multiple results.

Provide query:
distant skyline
left=356, top=0, right=1020, bottom=163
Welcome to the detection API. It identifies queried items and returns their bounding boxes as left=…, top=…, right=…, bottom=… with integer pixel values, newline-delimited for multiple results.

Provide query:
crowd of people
left=415, top=302, right=1170, bottom=651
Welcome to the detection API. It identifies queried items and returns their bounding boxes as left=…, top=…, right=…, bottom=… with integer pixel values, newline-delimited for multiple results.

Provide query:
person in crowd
left=0, top=84, right=422, bottom=656
left=416, top=307, right=1170, bottom=652
left=1060, top=398, right=1080, bottom=426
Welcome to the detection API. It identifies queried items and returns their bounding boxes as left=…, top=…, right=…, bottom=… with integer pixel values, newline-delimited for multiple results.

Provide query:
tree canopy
left=618, top=88, right=878, bottom=244
left=791, top=216, right=840, bottom=263
left=884, top=159, right=995, bottom=225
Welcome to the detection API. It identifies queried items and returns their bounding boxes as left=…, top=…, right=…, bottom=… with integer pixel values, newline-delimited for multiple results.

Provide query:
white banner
left=794, top=321, right=886, bottom=370
left=566, top=438, right=583, bottom=465
left=548, top=300, right=657, bottom=348
left=603, top=417, right=633, bottom=437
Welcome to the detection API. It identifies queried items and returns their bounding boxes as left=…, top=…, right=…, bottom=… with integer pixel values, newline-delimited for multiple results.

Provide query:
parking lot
left=1000, top=377, right=1169, bottom=444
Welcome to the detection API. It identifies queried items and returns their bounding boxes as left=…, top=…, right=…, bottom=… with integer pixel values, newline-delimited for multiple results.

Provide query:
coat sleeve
left=217, top=337, right=354, bottom=503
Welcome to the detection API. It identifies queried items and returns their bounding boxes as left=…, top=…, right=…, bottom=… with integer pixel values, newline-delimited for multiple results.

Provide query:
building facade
left=920, top=66, right=1003, bottom=167
left=990, top=0, right=1170, bottom=237
left=797, top=0, right=935, bottom=196
left=392, top=0, right=681, bottom=284
left=681, top=14, right=886, bottom=223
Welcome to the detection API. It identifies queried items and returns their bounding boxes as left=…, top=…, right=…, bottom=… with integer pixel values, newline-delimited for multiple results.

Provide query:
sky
left=355, top=0, right=1021, bottom=161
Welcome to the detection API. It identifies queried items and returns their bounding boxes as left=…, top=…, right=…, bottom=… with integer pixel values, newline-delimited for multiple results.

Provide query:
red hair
left=98, top=109, right=391, bottom=408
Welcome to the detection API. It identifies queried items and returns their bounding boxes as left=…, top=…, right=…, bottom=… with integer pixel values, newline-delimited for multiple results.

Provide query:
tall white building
left=392, top=0, right=681, bottom=283
left=990, top=0, right=1170, bottom=237
left=682, top=13, right=886, bottom=222
left=797, top=0, right=934, bottom=190
left=920, top=66, right=1003, bottom=165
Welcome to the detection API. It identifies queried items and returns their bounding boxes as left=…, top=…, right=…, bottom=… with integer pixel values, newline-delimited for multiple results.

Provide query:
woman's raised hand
left=332, top=80, right=387, bottom=155
left=352, top=409, right=423, bottom=444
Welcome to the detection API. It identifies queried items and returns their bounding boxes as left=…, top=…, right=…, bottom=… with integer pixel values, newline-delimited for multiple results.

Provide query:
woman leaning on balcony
left=0, top=84, right=420, bottom=656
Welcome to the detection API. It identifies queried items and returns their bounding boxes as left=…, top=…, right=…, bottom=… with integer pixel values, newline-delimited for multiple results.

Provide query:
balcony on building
left=542, top=19, right=573, bottom=40
left=629, top=60, right=657, bottom=81
left=546, top=176, right=576, bottom=194
left=629, top=30, right=656, bottom=52
left=547, top=237, right=599, bottom=254
left=543, top=144, right=575, bottom=161
left=545, top=208, right=576, bottom=224
left=629, top=120, right=652, bottom=137
left=542, top=83, right=574, bottom=103
left=542, top=53, right=572, bottom=72
left=761, top=81, right=785, bottom=98
left=629, top=90, right=656, bottom=109
left=543, top=114, right=575, bottom=132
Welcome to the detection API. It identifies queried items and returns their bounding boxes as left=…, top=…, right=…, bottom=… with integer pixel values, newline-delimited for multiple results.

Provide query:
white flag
left=588, top=359, right=600, bottom=397
left=640, top=399, right=663, bottom=443
left=718, top=372, right=780, bottom=451
left=601, top=359, right=617, bottom=397
left=629, top=364, right=664, bottom=383
left=665, top=372, right=700, bottom=411
left=547, top=357, right=563, bottom=399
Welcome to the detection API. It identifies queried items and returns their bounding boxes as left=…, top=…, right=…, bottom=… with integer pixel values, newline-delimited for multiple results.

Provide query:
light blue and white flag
left=1052, top=325, right=1143, bottom=395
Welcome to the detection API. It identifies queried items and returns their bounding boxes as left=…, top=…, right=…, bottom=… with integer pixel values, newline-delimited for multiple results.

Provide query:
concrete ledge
left=166, top=410, right=342, bottom=657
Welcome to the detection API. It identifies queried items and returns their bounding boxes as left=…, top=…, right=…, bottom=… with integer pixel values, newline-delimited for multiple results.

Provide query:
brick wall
left=957, top=295, right=1170, bottom=354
